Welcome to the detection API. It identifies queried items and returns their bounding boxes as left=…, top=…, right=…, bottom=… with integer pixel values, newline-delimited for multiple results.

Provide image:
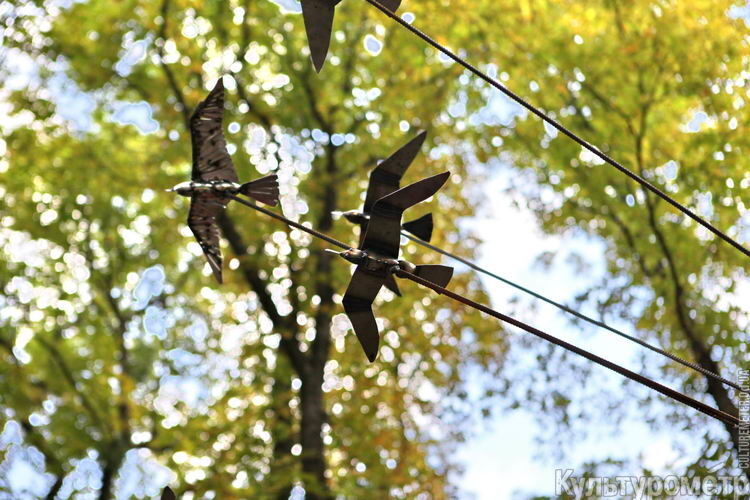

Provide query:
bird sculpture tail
left=239, top=174, right=280, bottom=206
left=413, top=265, right=453, bottom=288
left=402, top=213, right=433, bottom=242
left=384, top=273, right=401, bottom=296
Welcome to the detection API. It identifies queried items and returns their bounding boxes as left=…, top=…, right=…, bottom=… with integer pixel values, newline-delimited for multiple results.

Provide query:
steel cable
left=364, top=0, right=750, bottom=260
left=228, top=194, right=740, bottom=426
left=395, top=268, right=740, bottom=428
left=402, top=232, right=747, bottom=395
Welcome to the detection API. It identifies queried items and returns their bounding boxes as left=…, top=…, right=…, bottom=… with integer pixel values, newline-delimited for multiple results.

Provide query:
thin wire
left=228, top=194, right=350, bottom=250
left=402, top=232, right=748, bottom=395
left=395, top=269, right=740, bottom=428
left=227, top=194, right=739, bottom=426
left=364, top=0, right=750, bottom=261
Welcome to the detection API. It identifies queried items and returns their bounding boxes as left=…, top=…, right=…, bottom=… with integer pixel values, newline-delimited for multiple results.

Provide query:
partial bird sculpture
left=333, top=131, right=435, bottom=256
left=301, top=0, right=402, bottom=72
left=333, top=171, right=453, bottom=362
left=170, top=77, right=280, bottom=283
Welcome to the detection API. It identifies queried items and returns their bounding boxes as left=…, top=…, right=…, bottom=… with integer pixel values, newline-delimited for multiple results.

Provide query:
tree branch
left=35, top=334, right=107, bottom=433
left=157, top=0, right=190, bottom=129
left=218, top=212, right=306, bottom=376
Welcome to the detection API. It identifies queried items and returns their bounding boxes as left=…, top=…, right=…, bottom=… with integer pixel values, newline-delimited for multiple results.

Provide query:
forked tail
left=402, top=213, right=433, bottom=242
left=413, top=265, right=453, bottom=288
left=239, top=174, right=279, bottom=206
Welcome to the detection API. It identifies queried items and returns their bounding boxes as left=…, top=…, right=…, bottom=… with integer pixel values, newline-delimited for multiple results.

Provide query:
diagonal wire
left=227, top=193, right=740, bottom=426
left=402, top=232, right=748, bottom=395
left=228, top=194, right=350, bottom=250
left=363, top=0, right=750, bottom=261
left=395, top=269, right=741, bottom=428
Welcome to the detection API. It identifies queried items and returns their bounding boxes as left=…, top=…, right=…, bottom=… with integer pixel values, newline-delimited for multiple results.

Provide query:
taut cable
left=395, top=268, right=740, bottom=428
left=228, top=194, right=350, bottom=250
left=365, top=0, right=750, bottom=260
left=228, top=193, right=740, bottom=426
left=402, top=232, right=747, bottom=395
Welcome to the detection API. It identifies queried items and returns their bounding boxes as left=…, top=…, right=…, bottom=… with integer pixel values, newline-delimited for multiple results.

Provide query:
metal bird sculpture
left=334, top=171, right=453, bottom=362
left=170, top=77, right=280, bottom=284
left=333, top=131, right=435, bottom=258
left=301, top=0, right=402, bottom=72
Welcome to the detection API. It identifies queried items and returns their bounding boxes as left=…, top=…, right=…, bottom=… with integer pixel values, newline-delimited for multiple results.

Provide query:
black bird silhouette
left=336, top=171, right=454, bottom=362
left=333, top=131, right=435, bottom=258
left=301, top=0, right=402, bottom=72
left=170, top=77, right=280, bottom=284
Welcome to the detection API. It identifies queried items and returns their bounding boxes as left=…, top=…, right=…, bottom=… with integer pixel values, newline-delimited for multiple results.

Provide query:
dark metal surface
left=364, top=131, right=431, bottom=246
left=360, top=171, right=449, bottom=258
left=187, top=194, right=227, bottom=283
left=364, top=0, right=750, bottom=260
left=337, top=252, right=453, bottom=361
left=400, top=213, right=433, bottom=242
left=375, top=0, right=401, bottom=11
left=337, top=132, right=435, bottom=246
left=301, top=0, right=341, bottom=73
left=161, top=487, right=176, bottom=500
left=396, top=269, right=741, bottom=428
left=239, top=174, right=280, bottom=206
left=190, top=79, right=237, bottom=183
left=364, top=131, right=427, bottom=213
left=340, top=210, right=433, bottom=245
left=412, top=264, right=453, bottom=288
left=183, top=78, right=280, bottom=283
left=302, top=0, right=401, bottom=72
left=342, top=266, right=385, bottom=361
left=339, top=171, right=452, bottom=360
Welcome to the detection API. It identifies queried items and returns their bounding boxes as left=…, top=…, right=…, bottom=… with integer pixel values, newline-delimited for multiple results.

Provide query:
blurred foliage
left=1, top=0, right=749, bottom=498
left=0, top=0, right=505, bottom=498
left=444, top=0, right=750, bottom=491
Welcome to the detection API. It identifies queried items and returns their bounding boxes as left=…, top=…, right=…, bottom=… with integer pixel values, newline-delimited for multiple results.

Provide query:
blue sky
left=456, top=170, right=720, bottom=498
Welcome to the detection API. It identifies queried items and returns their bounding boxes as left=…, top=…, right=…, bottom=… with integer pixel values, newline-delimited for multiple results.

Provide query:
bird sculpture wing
left=161, top=487, right=177, bottom=500
left=342, top=266, right=385, bottom=362
left=377, top=0, right=402, bottom=11
left=190, top=78, right=238, bottom=183
left=361, top=171, right=450, bottom=258
left=301, top=0, right=401, bottom=73
left=187, top=193, right=226, bottom=284
left=301, top=0, right=341, bottom=73
left=362, top=131, right=427, bottom=214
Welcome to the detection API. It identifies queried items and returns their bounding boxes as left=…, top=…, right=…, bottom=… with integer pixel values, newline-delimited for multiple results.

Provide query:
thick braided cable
left=365, top=0, right=750, bottom=260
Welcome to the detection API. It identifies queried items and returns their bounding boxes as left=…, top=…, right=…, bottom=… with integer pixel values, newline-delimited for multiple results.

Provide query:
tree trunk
left=668, top=267, right=747, bottom=480
left=267, top=356, right=296, bottom=499
left=298, top=250, right=335, bottom=499
left=645, top=195, right=748, bottom=480
left=299, top=365, right=330, bottom=500
left=298, top=144, right=338, bottom=499
left=98, top=458, right=121, bottom=500
left=45, top=476, right=63, bottom=500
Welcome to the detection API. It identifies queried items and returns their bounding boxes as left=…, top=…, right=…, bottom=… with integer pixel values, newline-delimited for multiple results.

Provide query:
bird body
left=171, top=77, right=280, bottom=284
left=171, top=180, right=242, bottom=196
left=340, top=172, right=453, bottom=361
